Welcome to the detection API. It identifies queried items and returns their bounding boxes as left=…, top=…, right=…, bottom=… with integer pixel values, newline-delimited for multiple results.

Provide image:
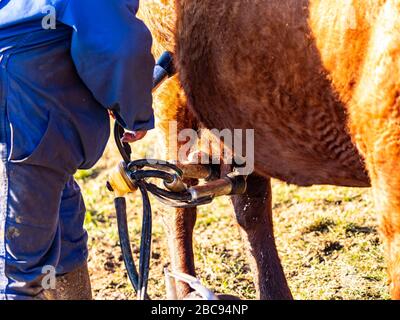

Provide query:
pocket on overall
left=5, top=45, right=86, bottom=175
left=4, top=31, right=108, bottom=174
left=8, top=111, right=84, bottom=174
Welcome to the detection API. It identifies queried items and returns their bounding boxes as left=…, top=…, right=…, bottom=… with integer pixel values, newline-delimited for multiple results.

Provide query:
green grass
left=76, top=129, right=390, bottom=300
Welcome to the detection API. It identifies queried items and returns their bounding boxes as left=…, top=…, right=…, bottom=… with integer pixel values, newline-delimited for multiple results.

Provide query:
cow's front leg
left=231, top=173, right=292, bottom=300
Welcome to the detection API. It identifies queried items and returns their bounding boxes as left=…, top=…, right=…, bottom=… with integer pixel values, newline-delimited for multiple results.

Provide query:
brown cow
left=139, top=0, right=400, bottom=299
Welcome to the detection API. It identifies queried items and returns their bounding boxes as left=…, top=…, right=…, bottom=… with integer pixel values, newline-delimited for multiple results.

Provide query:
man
left=0, top=0, right=154, bottom=299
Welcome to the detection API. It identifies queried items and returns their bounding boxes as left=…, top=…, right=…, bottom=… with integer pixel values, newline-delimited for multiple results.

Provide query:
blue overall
left=0, top=0, right=154, bottom=299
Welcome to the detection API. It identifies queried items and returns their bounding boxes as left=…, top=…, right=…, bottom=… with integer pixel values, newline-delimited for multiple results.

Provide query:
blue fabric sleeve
left=59, top=0, right=155, bottom=131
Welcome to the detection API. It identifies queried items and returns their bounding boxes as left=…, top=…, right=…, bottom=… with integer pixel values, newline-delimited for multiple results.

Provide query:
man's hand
left=121, top=130, right=148, bottom=143
left=109, top=111, right=149, bottom=143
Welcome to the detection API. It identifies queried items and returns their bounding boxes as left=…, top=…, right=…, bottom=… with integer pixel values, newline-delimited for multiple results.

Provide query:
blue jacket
left=0, top=0, right=155, bottom=171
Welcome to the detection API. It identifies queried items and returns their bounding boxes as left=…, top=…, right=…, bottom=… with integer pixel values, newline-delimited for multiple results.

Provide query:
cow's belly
left=176, top=0, right=373, bottom=187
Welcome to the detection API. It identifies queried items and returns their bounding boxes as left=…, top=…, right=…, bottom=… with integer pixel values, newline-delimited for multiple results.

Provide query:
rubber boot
left=39, top=263, right=93, bottom=300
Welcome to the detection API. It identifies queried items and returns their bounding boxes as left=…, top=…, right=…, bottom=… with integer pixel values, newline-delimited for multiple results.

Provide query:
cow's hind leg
left=231, top=173, right=292, bottom=300
left=155, top=76, right=198, bottom=298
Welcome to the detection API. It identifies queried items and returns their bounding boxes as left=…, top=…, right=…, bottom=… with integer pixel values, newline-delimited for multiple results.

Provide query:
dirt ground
left=77, top=128, right=390, bottom=300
